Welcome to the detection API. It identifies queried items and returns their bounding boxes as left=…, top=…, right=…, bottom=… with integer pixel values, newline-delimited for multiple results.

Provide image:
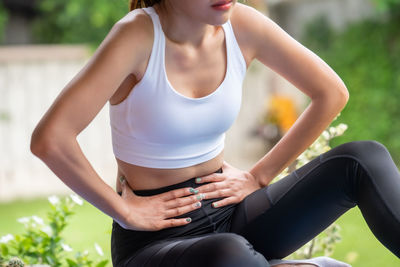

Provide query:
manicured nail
left=212, top=203, right=218, bottom=208
left=196, top=194, right=202, bottom=200
left=186, top=218, right=192, bottom=222
left=189, top=188, right=199, bottom=194
left=119, top=176, right=125, bottom=184
left=195, top=177, right=202, bottom=183
left=194, top=202, right=201, bottom=208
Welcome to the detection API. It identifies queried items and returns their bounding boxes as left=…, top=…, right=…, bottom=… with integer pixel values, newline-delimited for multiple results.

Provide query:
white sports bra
left=108, top=6, right=247, bottom=168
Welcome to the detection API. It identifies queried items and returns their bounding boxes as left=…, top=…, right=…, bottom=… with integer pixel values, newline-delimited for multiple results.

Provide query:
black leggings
left=111, top=140, right=400, bottom=266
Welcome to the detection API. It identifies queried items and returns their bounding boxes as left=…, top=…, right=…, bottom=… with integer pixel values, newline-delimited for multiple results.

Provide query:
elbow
left=311, top=86, right=349, bottom=112
left=325, top=86, right=349, bottom=109
left=30, top=127, right=58, bottom=159
left=336, top=86, right=349, bottom=110
left=30, top=129, right=49, bottom=158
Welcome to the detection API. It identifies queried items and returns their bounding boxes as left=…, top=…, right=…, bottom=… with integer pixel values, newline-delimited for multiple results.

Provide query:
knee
left=321, top=140, right=389, bottom=161
left=187, top=233, right=268, bottom=267
left=210, top=233, right=259, bottom=264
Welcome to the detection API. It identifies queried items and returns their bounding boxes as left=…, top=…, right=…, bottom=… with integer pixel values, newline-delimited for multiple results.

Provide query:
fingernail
left=186, top=218, right=192, bottom=222
left=212, top=203, right=218, bottom=208
left=195, top=177, right=202, bottom=183
left=196, top=193, right=205, bottom=200
left=189, top=188, right=199, bottom=194
left=119, top=176, right=125, bottom=184
left=194, top=202, right=201, bottom=208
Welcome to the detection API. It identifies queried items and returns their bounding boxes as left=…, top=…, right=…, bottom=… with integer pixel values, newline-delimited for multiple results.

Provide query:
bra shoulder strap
left=224, top=19, right=247, bottom=78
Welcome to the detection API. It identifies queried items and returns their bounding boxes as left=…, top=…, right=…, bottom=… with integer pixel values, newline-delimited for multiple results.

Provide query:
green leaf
left=66, top=258, right=78, bottom=267
left=1, top=244, right=8, bottom=256
left=95, top=259, right=109, bottom=267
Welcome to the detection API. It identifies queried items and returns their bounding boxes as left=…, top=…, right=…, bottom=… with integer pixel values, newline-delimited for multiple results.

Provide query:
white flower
left=94, top=243, right=104, bottom=256
left=17, top=217, right=30, bottom=224
left=32, top=215, right=44, bottom=225
left=70, top=194, right=83, bottom=206
left=328, top=127, right=336, bottom=135
left=337, top=123, right=348, bottom=135
left=61, top=243, right=73, bottom=252
left=41, top=225, right=52, bottom=235
left=322, top=130, right=330, bottom=140
left=0, top=234, right=14, bottom=243
left=48, top=195, right=60, bottom=205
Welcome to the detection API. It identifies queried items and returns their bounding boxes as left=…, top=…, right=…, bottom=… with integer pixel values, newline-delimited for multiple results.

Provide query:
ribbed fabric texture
left=109, top=6, right=247, bottom=168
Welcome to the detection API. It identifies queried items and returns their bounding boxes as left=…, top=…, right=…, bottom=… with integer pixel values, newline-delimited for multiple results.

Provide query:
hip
left=111, top=167, right=238, bottom=265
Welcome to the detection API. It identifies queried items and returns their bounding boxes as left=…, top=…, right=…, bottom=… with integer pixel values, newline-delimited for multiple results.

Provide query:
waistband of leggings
left=118, top=167, right=223, bottom=197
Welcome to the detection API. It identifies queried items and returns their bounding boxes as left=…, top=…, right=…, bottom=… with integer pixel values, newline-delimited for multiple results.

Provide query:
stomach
left=114, top=149, right=225, bottom=192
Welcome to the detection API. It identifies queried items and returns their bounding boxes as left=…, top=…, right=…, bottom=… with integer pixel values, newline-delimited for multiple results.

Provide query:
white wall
left=0, top=45, right=118, bottom=202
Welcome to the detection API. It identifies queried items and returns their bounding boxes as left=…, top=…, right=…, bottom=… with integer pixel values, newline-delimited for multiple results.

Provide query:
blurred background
left=0, top=0, right=399, bottom=266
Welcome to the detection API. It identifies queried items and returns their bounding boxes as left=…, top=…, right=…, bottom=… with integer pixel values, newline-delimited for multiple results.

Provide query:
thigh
left=229, top=150, right=357, bottom=259
left=124, top=232, right=269, bottom=267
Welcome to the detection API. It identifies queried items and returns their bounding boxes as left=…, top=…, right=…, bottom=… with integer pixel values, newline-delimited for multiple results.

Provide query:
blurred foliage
left=300, top=4, right=400, bottom=165
left=0, top=195, right=108, bottom=267
left=0, top=0, right=396, bottom=49
left=370, top=0, right=400, bottom=14
left=0, top=2, right=8, bottom=43
left=31, top=0, right=129, bottom=50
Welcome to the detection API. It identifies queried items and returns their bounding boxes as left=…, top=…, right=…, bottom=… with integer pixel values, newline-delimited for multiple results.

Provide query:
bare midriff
left=115, top=150, right=224, bottom=192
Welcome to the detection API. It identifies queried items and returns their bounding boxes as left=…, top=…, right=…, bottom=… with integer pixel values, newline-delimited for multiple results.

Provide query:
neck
left=154, top=2, right=220, bottom=48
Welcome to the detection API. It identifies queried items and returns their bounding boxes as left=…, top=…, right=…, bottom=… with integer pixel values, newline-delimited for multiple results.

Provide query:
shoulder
left=99, top=8, right=155, bottom=74
left=230, top=3, right=287, bottom=63
left=229, top=3, right=270, bottom=64
left=112, top=8, right=154, bottom=50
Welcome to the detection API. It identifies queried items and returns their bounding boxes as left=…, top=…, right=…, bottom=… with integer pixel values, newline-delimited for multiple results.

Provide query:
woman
left=30, top=0, right=400, bottom=266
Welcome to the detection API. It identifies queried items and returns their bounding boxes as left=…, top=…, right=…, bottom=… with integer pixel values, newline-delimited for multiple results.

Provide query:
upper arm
left=231, top=3, right=349, bottom=101
left=32, top=10, right=153, bottom=142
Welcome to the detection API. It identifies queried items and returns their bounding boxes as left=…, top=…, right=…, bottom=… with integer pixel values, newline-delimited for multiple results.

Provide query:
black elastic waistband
left=118, top=167, right=223, bottom=197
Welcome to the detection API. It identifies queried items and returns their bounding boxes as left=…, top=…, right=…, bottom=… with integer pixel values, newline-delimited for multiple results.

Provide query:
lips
left=211, top=0, right=232, bottom=7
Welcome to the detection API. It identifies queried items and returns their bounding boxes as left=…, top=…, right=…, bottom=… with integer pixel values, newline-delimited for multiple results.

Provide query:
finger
left=159, top=187, right=198, bottom=201
left=159, top=217, right=193, bottom=229
left=195, top=173, right=226, bottom=184
left=211, top=196, right=238, bottom=208
left=164, top=201, right=202, bottom=218
left=195, top=181, right=226, bottom=194
left=164, top=193, right=205, bottom=209
left=199, top=189, right=231, bottom=200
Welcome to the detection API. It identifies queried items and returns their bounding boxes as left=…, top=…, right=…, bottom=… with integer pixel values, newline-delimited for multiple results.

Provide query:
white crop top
left=108, top=6, right=247, bottom=168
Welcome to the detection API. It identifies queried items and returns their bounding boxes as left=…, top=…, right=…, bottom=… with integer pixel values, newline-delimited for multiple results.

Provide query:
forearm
left=31, top=133, right=128, bottom=224
left=249, top=92, right=348, bottom=187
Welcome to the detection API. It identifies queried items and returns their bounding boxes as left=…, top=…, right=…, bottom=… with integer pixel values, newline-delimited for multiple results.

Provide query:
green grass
left=0, top=197, right=398, bottom=266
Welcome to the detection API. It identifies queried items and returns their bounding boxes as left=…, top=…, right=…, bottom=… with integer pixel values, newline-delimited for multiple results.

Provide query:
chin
left=208, top=13, right=232, bottom=26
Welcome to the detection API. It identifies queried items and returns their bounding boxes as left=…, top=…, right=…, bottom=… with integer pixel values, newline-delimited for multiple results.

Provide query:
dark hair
left=129, top=0, right=162, bottom=11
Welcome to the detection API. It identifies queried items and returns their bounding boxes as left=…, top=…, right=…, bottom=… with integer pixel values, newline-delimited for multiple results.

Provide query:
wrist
left=249, top=168, right=273, bottom=188
left=114, top=197, right=130, bottom=225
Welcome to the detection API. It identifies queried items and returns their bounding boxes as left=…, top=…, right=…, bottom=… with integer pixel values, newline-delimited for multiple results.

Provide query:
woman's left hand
left=194, top=161, right=262, bottom=208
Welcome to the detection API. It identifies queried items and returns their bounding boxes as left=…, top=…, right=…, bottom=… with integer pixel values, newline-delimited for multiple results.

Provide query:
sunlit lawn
left=0, top=197, right=398, bottom=266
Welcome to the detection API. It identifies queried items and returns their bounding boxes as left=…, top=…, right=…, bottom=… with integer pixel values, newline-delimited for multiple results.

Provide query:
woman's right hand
left=116, top=177, right=204, bottom=231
